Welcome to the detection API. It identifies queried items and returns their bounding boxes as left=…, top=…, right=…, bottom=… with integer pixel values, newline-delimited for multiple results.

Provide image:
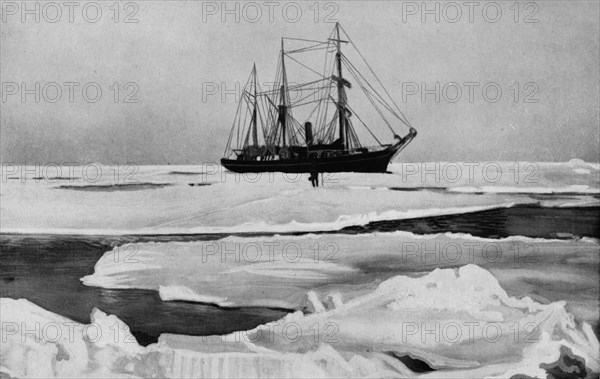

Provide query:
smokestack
left=305, top=122, right=313, bottom=146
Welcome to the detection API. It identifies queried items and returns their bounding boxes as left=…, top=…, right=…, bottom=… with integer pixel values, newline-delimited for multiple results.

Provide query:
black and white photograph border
left=1, top=1, right=599, bottom=378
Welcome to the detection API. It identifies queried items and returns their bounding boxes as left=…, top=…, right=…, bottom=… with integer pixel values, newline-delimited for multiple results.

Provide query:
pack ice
left=2, top=265, right=598, bottom=378
left=2, top=160, right=598, bottom=235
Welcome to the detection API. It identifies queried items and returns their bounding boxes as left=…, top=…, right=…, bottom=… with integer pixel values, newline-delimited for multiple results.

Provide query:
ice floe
left=2, top=161, right=598, bottom=235
left=3, top=265, right=599, bottom=378
left=81, top=231, right=600, bottom=324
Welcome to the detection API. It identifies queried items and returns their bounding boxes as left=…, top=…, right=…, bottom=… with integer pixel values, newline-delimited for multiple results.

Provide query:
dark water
left=0, top=236, right=290, bottom=346
left=57, top=183, right=172, bottom=191
left=1, top=204, right=598, bottom=345
left=343, top=205, right=600, bottom=239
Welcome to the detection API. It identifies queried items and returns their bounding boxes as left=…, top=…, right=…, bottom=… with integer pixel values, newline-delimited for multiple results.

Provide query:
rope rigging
left=338, top=23, right=414, bottom=130
left=223, top=23, right=415, bottom=159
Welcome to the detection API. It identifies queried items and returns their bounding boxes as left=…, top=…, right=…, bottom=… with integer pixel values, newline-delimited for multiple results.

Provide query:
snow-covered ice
left=2, top=265, right=599, bottom=378
left=2, top=160, right=599, bottom=378
left=81, top=231, right=600, bottom=324
left=1, top=161, right=598, bottom=235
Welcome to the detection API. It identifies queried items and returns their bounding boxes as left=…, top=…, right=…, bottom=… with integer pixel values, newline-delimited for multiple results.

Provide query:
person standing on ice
left=309, top=165, right=319, bottom=187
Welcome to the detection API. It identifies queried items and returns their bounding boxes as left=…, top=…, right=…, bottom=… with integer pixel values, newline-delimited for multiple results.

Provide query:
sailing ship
left=221, top=23, right=417, bottom=173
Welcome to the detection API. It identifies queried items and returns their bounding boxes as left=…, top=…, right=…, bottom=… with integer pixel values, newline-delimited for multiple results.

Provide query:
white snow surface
left=3, top=265, right=599, bottom=378
left=3, top=160, right=599, bottom=378
left=1, top=160, right=598, bottom=235
left=81, top=231, right=600, bottom=324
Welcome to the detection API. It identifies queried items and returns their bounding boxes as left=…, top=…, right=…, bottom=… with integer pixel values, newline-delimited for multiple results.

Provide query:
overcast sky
left=1, top=0, right=598, bottom=164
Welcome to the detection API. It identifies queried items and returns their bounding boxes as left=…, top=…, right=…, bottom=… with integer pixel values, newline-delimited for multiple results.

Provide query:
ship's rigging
left=224, top=23, right=415, bottom=163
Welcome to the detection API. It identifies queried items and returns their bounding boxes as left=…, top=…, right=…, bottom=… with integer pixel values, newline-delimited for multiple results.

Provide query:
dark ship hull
left=222, top=148, right=393, bottom=173
left=221, top=132, right=415, bottom=173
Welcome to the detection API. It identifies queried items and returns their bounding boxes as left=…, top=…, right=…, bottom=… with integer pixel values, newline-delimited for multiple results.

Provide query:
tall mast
left=251, top=63, right=258, bottom=147
left=279, top=38, right=287, bottom=147
left=335, top=23, right=346, bottom=150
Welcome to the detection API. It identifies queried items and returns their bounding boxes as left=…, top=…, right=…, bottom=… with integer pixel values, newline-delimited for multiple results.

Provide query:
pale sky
left=1, top=0, right=599, bottom=164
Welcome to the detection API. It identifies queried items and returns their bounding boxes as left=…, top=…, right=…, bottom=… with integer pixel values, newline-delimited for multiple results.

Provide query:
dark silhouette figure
left=309, top=165, right=319, bottom=187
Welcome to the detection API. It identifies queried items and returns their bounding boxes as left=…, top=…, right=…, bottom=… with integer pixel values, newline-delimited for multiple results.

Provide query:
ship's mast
left=251, top=63, right=258, bottom=147
left=279, top=38, right=288, bottom=147
left=335, top=23, right=346, bottom=150
left=224, top=23, right=417, bottom=164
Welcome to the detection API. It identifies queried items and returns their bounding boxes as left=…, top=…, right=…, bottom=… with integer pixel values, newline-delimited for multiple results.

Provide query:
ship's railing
left=228, top=142, right=394, bottom=161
